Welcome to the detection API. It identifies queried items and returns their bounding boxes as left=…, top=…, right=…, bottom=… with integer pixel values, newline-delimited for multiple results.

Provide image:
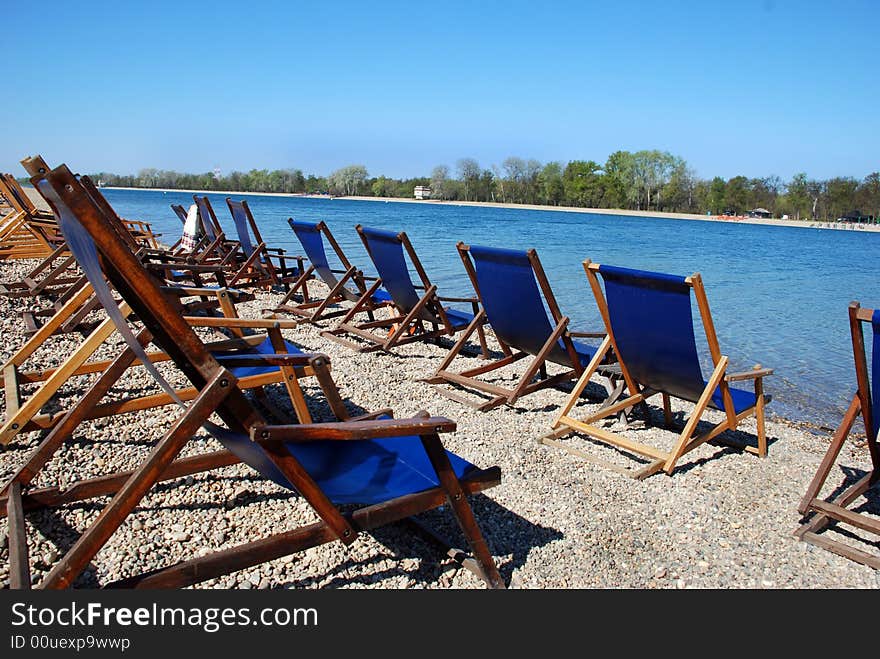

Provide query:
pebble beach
left=1, top=250, right=878, bottom=590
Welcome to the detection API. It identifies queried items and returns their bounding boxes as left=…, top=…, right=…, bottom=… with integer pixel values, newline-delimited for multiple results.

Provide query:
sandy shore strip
left=0, top=252, right=878, bottom=588
left=77, top=186, right=880, bottom=233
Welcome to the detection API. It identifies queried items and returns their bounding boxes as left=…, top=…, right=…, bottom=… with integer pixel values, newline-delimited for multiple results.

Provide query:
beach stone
left=2, top=254, right=878, bottom=590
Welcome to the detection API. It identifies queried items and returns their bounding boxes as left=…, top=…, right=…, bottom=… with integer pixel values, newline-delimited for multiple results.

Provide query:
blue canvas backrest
left=360, top=227, right=436, bottom=321
left=38, top=174, right=296, bottom=490
left=193, top=196, right=218, bottom=242
left=468, top=245, right=562, bottom=357
left=171, top=204, right=188, bottom=224
left=289, top=220, right=331, bottom=277
left=289, top=219, right=360, bottom=303
left=227, top=201, right=256, bottom=256
left=598, top=264, right=708, bottom=402
left=871, top=310, right=880, bottom=442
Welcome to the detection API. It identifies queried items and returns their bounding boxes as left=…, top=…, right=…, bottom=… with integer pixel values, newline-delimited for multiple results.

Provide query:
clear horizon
left=3, top=1, right=878, bottom=181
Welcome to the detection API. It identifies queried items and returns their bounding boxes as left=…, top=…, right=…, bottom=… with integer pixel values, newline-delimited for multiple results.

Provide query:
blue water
left=100, top=187, right=880, bottom=428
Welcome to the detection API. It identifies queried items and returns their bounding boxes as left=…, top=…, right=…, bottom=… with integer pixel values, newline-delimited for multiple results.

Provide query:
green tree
left=724, top=176, right=750, bottom=214
left=786, top=173, right=811, bottom=220
left=327, top=165, right=368, bottom=196
left=538, top=162, right=564, bottom=205
left=430, top=165, right=450, bottom=200
left=707, top=177, right=726, bottom=214
left=457, top=158, right=480, bottom=201
left=562, top=160, right=603, bottom=207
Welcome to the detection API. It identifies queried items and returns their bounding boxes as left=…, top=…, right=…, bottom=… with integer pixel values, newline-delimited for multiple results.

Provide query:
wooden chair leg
left=40, top=369, right=235, bottom=589
left=431, top=310, right=485, bottom=376
left=552, top=336, right=612, bottom=426
left=419, top=433, right=504, bottom=589
left=798, top=394, right=861, bottom=514
left=7, top=482, right=31, bottom=589
left=663, top=357, right=728, bottom=474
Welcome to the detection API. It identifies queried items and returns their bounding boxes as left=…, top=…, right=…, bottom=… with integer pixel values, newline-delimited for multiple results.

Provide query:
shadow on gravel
left=272, top=493, right=563, bottom=589
left=26, top=506, right=102, bottom=588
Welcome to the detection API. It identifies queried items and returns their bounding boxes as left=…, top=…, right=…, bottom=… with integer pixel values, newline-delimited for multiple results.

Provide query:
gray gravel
left=0, top=257, right=877, bottom=589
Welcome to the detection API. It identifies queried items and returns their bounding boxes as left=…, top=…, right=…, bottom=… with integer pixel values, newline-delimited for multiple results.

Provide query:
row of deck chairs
left=0, top=157, right=506, bottom=589
left=267, top=220, right=769, bottom=479
left=1, top=156, right=876, bottom=586
left=269, top=195, right=879, bottom=570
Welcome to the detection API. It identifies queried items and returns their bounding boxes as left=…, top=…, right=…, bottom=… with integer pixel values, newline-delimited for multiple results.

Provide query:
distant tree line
left=90, top=151, right=880, bottom=221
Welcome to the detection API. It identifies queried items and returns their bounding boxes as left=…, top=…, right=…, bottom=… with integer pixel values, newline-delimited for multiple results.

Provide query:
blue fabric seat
left=468, top=245, right=593, bottom=367
left=358, top=227, right=477, bottom=327
left=371, top=288, right=392, bottom=304
left=218, top=415, right=478, bottom=505
left=211, top=336, right=304, bottom=378
left=227, top=201, right=257, bottom=257
left=570, top=340, right=598, bottom=367
left=444, top=307, right=478, bottom=330
left=598, top=264, right=770, bottom=411
left=359, top=227, right=444, bottom=324
left=289, top=219, right=382, bottom=304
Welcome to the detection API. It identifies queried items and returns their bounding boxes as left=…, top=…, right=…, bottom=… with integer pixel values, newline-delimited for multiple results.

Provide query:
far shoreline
left=91, top=185, right=880, bottom=233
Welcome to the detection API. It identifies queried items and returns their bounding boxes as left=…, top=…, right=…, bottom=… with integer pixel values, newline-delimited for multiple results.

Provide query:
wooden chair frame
left=426, top=243, right=618, bottom=412
left=0, top=158, right=503, bottom=590
left=271, top=220, right=388, bottom=323
left=0, top=283, right=311, bottom=446
left=795, top=301, right=880, bottom=569
left=544, top=260, right=772, bottom=479
left=193, top=195, right=285, bottom=290
left=0, top=242, right=79, bottom=298
left=225, top=198, right=303, bottom=289
left=322, top=226, right=489, bottom=355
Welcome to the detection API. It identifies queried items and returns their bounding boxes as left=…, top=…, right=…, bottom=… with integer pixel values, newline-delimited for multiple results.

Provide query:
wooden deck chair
left=323, top=225, right=489, bottom=355
left=193, top=194, right=244, bottom=262
left=0, top=158, right=503, bottom=590
left=193, top=195, right=281, bottom=288
left=1, top=174, right=158, bottom=252
left=426, top=244, right=619, bottom=412
left=0, top=199, right=56, bottom=260
left=0, top=173, right=310, bottom=445
left=544, top=261, right=773, bottom=479
left=0, top=281, right=308, bottom=445
left=795, top=301, right=880, bottom=569
left=270, top=219, right=392, bottom=322
left=0, top=242, right=79, bottom=299
left=16, top=184, right=232, bottom=336
left=225, top=198, right=303, bottom=288
left=171, top=201, right=233, bottom=265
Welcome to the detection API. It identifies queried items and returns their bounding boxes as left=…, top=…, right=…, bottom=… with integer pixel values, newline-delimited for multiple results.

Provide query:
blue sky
left=3, top=0, right=877, bottom=180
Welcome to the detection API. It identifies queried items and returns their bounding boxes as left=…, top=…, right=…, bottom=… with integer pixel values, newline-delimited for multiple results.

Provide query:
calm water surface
left=100, top=188, right=880, bottom=428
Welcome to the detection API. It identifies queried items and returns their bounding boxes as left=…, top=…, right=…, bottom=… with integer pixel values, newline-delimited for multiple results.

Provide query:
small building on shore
left=747, top=208, right=772, bottom=219
left=414, top=186, right=432, bottom=200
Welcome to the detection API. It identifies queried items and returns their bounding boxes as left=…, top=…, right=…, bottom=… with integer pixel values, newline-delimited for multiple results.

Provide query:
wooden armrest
left=150, top=263, right=227, bottom=273
left=569, top=331, right=605, bottom=338
left=438, top=295, right=479, bottom=303
left=252, top=415, right=456, bottom=443
left=165, top=286, right=248, bottom=300
left=725, top=367, right=774, bottom=382
left=214, top=352, right=324, bottom=368
left=183, top=316, right=299, bottom=329
left=162, top=286, right=227, bottom=296
left=348, top=408, right=395, bottom=422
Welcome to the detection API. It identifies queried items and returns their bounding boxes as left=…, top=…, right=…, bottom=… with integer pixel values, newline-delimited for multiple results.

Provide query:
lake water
left=99, top=187, right=880, bottom=429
